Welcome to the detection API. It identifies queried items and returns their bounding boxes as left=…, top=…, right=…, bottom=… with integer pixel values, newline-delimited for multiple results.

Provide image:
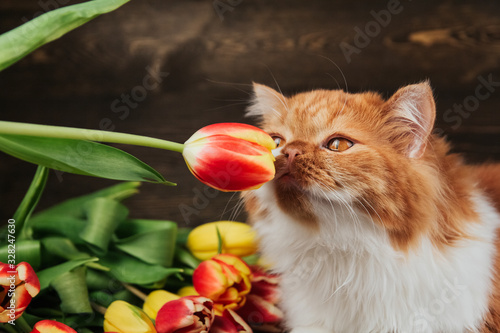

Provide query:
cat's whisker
left=325, top=72, right=349, bottom=116
left=229, top=199, right=246, bottom=222
left=202, top=101, right=249, bottom=113
left=316, top=54, right=349, bottom=93
left=264, top=64, right=291, bottom=113
left=205, top=78, right=253, bottom=95
left=219, top=191, right=242, bottom=221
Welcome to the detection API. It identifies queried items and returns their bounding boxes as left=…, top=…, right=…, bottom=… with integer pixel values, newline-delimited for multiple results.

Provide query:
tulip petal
left=177, top=286, right=199, bottom=297
left=249, top=269, right=280, bottom=304
left=0, top=264, right=19, bottom=286
left=13, top=284, right=32, bottom=314
left=237, top=295, right=283, bottom=325
left=156, top=296, right=214, bottom=333
left=185, top=123, right=275, bottom=152
left=32, top=320, right=77, bottom=333
left=16, top=262, right=40, bottom=297
left=212, top=316, right=238, bottom=333
left=214, top=255, right=251, bottom=276
left=193, top=260, right=229, bottom=299
left=143, top=290, right=180, bottom=320
left=104, top=300, right=156, bottom=333
left=223, top=309, right=253, bottom=333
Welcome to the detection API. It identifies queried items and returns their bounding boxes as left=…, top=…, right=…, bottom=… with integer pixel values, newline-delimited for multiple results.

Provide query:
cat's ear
left=246, top=83, right=287, bottom=119
left=385, top=81, right=436, bottom=159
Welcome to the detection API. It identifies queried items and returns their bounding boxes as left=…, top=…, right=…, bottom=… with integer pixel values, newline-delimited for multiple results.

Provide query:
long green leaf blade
left=51, top=266, right=93, bottom=314
left=0, top=0, right=130, bottom=71
left=13, top=166, right=49, bottom=240
left=37, top=257, right=99, bottom=291
left=80, top=198, right=128, bottom=256
left=31, top=182, right=140, bottom=223
left=114, top=219, right=177, bottom=267
left=0, top=135, right=173, bottom=184
left=99, top=251, right=183, bottom=285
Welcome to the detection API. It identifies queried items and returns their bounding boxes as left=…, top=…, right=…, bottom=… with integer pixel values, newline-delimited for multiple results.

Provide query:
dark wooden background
left=1, top=0, right=499, bottom=227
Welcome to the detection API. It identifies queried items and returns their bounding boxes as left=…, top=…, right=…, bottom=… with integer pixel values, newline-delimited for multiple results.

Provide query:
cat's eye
left=327, top=138, right=354, bottom=152
left=272, top=136, right=284, bottom=148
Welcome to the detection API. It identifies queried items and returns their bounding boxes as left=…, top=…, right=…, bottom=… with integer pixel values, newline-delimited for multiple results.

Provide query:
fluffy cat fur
left=242, top=81, right=500, bottom=332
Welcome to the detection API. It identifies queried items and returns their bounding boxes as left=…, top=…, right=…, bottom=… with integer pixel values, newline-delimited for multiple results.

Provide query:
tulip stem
left=2, top=324, right=18, bottom=333
left=122, top=283, right=147, bottom=301
left=13, top=316, right=32, bottom=333
left=0, top=121, right=185, bottom=153
left=91, top=301, right=107, bottom=316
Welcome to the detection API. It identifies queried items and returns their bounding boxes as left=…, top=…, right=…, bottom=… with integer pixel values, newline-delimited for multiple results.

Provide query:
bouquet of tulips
left=1, top=0, right=284, bottom=331
left=0, top=117, right=281, bottom=333
left=0, top=122, right=282, bottom=333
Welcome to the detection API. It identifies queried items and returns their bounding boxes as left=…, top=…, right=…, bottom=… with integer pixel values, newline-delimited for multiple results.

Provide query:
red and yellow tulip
left=0, top=261, right=40, bottom=322
left=236, top=267, right=283, bottom=331
left=212, top=309, right=252, bottom=333
left=182, top=123, right=276, bottom=192
left=31, top=320, right=77, bottom=333
left=155, top=296, right=214, bottom=333
left=193, top=254, right=251, bottom=313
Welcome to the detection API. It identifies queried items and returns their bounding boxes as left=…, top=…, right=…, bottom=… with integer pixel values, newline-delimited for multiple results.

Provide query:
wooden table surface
left=1, top=0, right=499, bottom=227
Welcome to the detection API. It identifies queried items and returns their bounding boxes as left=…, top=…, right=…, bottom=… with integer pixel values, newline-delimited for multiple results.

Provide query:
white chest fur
left=251, top=184, right=500, bottom=333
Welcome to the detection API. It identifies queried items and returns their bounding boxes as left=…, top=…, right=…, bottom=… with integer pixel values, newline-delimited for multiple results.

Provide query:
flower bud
left=193, top=254, right=251, bottom=313
left=182, top=123, right=275, bottom=192
left=104, top=300, right=156, bottom=333
left=155, top=296, right=214, bottom=333
left=0, top=261, right=40, bottom=322
left=31, top=320, right=77, bottom=333
left=187, top=221, right=257, bottom=260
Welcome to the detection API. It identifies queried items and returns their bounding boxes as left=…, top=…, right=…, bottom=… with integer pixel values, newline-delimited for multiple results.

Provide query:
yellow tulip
left=104, top=300, right=156, bottom=333
left=187, top=221, right=258, bottom=260
left=143, top=290, right=180, bottom=320
left=177, top=286, right=198, bottom=297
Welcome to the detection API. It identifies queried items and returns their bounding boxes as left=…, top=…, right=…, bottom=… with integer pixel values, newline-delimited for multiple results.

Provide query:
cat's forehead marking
left=281, top=90, right=366, bottom=141
left=263, top=89, right=385, bottom=144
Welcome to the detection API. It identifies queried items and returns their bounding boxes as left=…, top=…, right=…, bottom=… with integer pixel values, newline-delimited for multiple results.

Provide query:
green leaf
left=99, top=251, right=183, bottom=286
left=0, top=0, right=131, bottom=71
left=37, top=257, right=99, bottom=291
left=0, top=240, right=41, bottom=270
left=31, top=182, right=140, bottom=222
left=174, top=247, right=201, bottom=270
left=242, top=253, right=260, bottom=266
left=41, top=237, right=109, bottom=271
left=31, top=216, right=87, bottom=243
left=0, top=135, right=172, bottom=184
left=86, top=269, right=116, bottom=291
left=12, top=165, right=49, bottom=240
left=51, top=266, right=92, bottom=314
left=216, top=225, right=223, bottom=255
left=62, top=314, right=104, bottom=330
left=42, top=237, right=90, bottom=261
left=80, top=198, right=128, bottom=256
left=21, top=313, right=48, bottom=329
left=114, top=219, right=177, bottom=267
left=176, top=227, right=192, bottom=246
left=90, top=289, right=139, bottom=308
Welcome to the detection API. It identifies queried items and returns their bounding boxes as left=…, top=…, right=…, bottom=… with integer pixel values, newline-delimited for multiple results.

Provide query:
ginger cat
left=243, top=82, right=500, bottom=332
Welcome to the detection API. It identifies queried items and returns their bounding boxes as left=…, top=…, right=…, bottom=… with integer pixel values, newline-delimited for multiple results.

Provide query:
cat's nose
left=284, top=147, right=303, bottom=163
